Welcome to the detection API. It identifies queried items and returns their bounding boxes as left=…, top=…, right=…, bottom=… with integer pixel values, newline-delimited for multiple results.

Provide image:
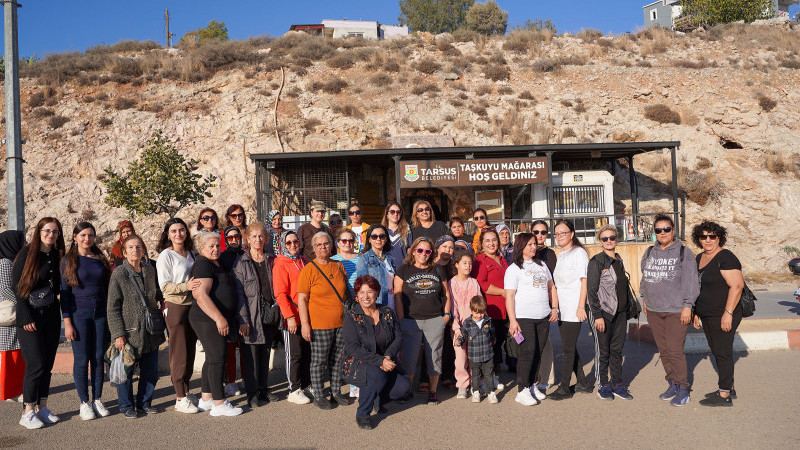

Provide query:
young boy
left=460, top=296, right=498, bottom=403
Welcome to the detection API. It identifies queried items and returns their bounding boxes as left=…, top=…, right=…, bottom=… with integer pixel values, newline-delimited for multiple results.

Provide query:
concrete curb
left=628, top=320, right=800, bottom=353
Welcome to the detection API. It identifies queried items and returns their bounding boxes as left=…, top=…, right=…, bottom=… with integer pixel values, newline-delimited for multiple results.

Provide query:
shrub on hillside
left=465, top=0, right=509, bottom=36
left=109, top=57, right=144, bottom=77
left=98, top=117, right=113, bottom=128
left=310, top=78, right=348, bottom=94
left=644, top=104, right=681, bottom=124
left=327, top=52, right=355, bottom=69
left=48, top=115, right=69, bottom=129
left=412, top=83, right=440, bottom=95
left=756, top=92, right=777, bottom=112
left=114, top=97, right=137, bottom=110
left=484, top=63, right=510, bottom=81
left=32, top=107, right=55, bottom=118
left=332, top=100, right=365, bottom=119
left=678, top=167, right=720, bottom=206
left=28, top=92, right=45, bottom=108
left=531, top=58, right=560, bottom=72
left=86, top=40, right=161, bottom=55
left=575, top=29, right=604, bottom=42
left=518, top=90, right=535, bottom=100
left=416, top=57, right=441, bottom=74
left=369, top=73, right=393, bottom=86
left=475, top=85, right=492, bottom=96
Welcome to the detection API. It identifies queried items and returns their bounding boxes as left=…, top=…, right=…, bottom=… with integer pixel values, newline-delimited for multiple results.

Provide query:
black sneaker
left=705, top=389, right=737, bottom=400
left=426, top=392, right=440, bottom=405
left=356, top=416, right=373, bottom=430
left=574, top=382, right=594, bottom=394
left=333, top=392, right=350, bottom=406
left=699, top=391, right=733, bottom=407
left=139, top=405, right=160, bottom=414
left=314, top=398, right=333, bottom=410
left=123, top=409, right=138, bottom=419
left=548, top=388, right=574, bottom=401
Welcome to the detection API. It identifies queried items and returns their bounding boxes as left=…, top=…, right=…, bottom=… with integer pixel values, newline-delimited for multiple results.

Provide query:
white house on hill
left=643, top=0, right=798, bottom=29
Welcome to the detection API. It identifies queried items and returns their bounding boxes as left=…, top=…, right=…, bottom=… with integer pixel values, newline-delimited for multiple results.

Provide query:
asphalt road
left=1, top=339, right=798, bottom=449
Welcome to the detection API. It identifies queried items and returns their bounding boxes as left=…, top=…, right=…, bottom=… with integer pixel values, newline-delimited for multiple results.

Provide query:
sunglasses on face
left=201, top=215, right=216, bottom=221
left=226, top=234, right=242, bottom=240
left=655, top=227, right=673, bottom=234
left=285, top=240, right=300, bottom=246
left=414, top=248, right=433, bottom=256
left=532, top=230, right=548, bottom=236
left=700, top=234, right=719, bottom=241
left=348, top=210, right=362, bottom=216
left=229, top=213, right=244, bottom=219
left=417, top=207, right=431, bottom=213
left=370, top=234, right=387, bottom=240
left=600, top=235, right=617, bottom=243
left=473, top=215, right=486, bottom=221
left=338, top=239, right=354, bottom=244
left=388, top=209, right=402, bottom=215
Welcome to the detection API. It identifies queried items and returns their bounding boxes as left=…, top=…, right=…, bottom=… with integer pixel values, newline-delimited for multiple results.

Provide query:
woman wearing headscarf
left=109, top=221, right=134, bottom=270
left=265, top=210, right=285, bottom=257
left=273, top=230, right=312, bottom=405
left=221, top=205, right=247, bottom=252
left=496, top=224, right=514, bottom=264
left=0, top=231, right=27, bottom=402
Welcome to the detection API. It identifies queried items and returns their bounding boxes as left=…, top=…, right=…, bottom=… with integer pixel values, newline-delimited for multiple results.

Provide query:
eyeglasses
left=330, top=220, right=342, bottom=225
left=414, top=248, right=433, bottom=255
left=370, top=234, right=387, bottom=240
left=473, top=215, right=486, bottom=221
left=348, top=210, right=362, bottom=216
left=532, top=230, right=548, bottom=236
left=201, top=215, right=216, bottom=221
left=600, top=235, right=617, bottom=243
left=229, top=213, right=244, bottom=219
left=553, top=231, right=570, bottom=238
left=388, top=209, right=402, bottom=215
left=417, top=207, right=431, bottom=213
left=285, top=240, right=300, bottom=246
left=226, top=234, right=242, bottom=240
left=700, top=234, right=719, bottom=241
left=654, top=227, right=673, bottom=234
left=338, top=239, right=354, bottom=244
left=42, top=229, right=60, bottom=235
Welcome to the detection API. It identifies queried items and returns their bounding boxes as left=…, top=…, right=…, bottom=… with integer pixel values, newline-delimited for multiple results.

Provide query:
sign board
left=400, top=157, right=549, bottom=188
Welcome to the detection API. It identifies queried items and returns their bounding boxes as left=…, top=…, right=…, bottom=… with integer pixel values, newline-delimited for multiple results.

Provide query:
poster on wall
left=400, top=157, right=549, bottom=188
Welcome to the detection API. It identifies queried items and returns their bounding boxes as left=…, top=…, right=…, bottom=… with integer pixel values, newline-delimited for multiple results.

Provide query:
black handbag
left=29, top=256, right=56, bottom=309
left=739, top=284, right=757, bottom=318
left=124, top=267, right=166, bottom=335
left=625, top=271, right=642, bottom=320
left=504, top=331, right=520, bottom=359
left=260, top=294, right=282, bottom=327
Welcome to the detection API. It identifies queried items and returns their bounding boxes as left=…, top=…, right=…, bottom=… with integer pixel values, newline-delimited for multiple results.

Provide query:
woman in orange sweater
left=273, top=231, right=312, bottom=405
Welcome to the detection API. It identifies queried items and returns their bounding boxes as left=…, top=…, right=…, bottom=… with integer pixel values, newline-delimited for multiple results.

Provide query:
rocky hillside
left=1, top=23, right=799, bottom=282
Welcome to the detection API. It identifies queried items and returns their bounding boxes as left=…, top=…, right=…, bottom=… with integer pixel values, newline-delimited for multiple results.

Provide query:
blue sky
left=4, top=1, right=799, bottom=58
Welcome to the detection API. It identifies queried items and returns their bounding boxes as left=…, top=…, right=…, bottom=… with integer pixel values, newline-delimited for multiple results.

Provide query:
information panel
left=399, top=157, right=549, bottom=188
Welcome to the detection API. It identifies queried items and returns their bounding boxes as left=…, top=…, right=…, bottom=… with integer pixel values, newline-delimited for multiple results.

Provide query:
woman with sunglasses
left=449, top=217, right=473, bottom=246
left=548, top=220, right=592, bottom=401
left=332, top=229, right=360, bottom=297
left=382, top=202, right=411, bottom=272
left=265, top=210, right=285, bottom=257
left=220, top=205, right=247, bottom=252
left=195, top=208, right=220, bottom=236
left=640, top=214, right=699, bottom=407
left=273, top=231, right=313, bottom=405
left=692, top=221, right=744, bottom=407
left=356, top=225, right=395, bottom=309
left=410, top=200, right=449, bottom=243
left=394, top=237, right=451, bottom=404
left=470, top=209, right=491, bottom=251
left=328, top=213, right=344, bottom=236
left=587, top=225, right=634, bottom=401
left=219, top=226, right=244, bottom=272
left=472, top=228, right=510, bottom=387
left=345, top=203, right=370, bottom=254
left=531, top=220, right=556, bottom=391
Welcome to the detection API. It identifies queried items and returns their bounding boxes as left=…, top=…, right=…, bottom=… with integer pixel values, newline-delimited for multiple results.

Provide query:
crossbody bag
left=124, top=266, right=166, bottom=335
left=310, top=260, right=353, bottom=313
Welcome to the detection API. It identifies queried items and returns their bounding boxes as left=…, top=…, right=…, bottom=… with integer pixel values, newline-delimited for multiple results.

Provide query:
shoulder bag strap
left=310, top=260, right=346, bottom=305
left=124, top=266, right=152, bottom=312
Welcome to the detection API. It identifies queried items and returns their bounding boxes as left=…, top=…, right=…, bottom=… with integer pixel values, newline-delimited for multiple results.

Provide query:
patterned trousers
left=310, top=327, right=344, bottom=398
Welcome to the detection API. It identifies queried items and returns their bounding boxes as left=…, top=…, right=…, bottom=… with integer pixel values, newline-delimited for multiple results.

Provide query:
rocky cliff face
left=1, top=23, right=798, bottom=282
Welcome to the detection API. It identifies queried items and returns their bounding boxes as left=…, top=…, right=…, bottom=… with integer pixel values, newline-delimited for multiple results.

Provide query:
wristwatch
left=443, top=312, right=452, bottom=317
left=551, top=307, right=559, bottom=312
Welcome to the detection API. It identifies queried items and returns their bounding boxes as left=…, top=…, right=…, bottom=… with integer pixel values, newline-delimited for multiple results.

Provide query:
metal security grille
left=262, top=160, right=349, bottom=227
left=553, top=185, right=605, bottom=215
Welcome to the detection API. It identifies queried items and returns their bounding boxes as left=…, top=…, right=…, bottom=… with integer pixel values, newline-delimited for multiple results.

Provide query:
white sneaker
left=196, top=341, right=204, bottom=352
left=79, top=402, right=96, bottom=421
left=287, top=389, right=311, bottom=405
left=93, top=400, right=110, bottom=417
left=186, top=393, right=199, bottom=406
left=36, top=406, right=59, bottom=424
left=175, top=397, right=199, bottom=414
left=456, top=388, right=469, bottom=399
left=487, top=391, right=499, bottom=404
left=531, top=385, right=547, bottom=401
left=197, top=397, right=214, bottom=412
left=224, top=382, right=241, bottom=397
left=210, top=400, right=243, bottom=417
left=515, top=388, right=539, bottom=406
left=19, top=410, right=44, bottom=429
left=493, top=375, right=504, bottom=391
left=471, top=390, right=481, bottom=403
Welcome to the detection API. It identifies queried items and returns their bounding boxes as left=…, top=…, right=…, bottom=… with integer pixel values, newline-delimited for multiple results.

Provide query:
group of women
left=0, top=200, right=747, bottom=431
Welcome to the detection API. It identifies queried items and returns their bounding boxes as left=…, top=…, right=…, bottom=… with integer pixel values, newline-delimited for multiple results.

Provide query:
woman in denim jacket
left=356, top=225, right=395, bottom=310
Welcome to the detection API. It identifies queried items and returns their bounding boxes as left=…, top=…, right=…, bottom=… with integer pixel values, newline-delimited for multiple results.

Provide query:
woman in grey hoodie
left=639, top=215, right=699, bottom=407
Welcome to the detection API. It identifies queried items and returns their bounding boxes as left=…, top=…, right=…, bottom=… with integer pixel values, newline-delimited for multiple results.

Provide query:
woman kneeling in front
left=342, top=275, right=408, bottom=430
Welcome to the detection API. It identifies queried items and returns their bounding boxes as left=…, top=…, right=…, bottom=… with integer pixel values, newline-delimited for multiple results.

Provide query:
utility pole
left=3, top=0, right=25, bottom=231
left=165, top=9, right=173, bottom=47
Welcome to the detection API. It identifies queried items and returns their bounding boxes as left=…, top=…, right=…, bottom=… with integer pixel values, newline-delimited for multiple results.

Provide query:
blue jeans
left=116, top=350, right=159, bottom=412
left=70, top=308, right=108, bottom=403
left=356, top=365, right=410, bottom=418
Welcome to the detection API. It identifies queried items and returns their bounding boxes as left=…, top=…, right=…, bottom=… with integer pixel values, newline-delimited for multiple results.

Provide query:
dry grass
left=28, top=92, right=45, bottom=108
left=47, top=115, right=69, bottom=129
left=678, top=167, right=721, bottom=206
left=332, top=100, right=364, bottom=119
left=635, top=27, right=674, bottom=57
left=497, top=86, right=513, bottom=95
left=644, top=104, right=681, bottom=125
left=303, top=117, right=321, bottom=133
left=411, top=83, right=440, bottom=95
left=756, top=92, right=777, bottom=112
left=31, top=107, right=55, bottom=118
left=575, top=29, right=604, bottom=43
left=484, top=64, right=510, bottom=81
left=671, top=56, right=716, bottom=69
left=518, top=90, right=535, bottom=100
left=327, top=52, right=355, bottom=69
left=503, top=29, right=552, bottom=54
left=561, top=127, right=577, bottom=138
left=369, top=73, right=393, bottom=86
left=415, top=57, right=440, bottom=74
left=475, top=85, right=492, bottom=96
left=695, top=156, right=712, bottom=170
left=98, top=117, right=113, bottom=127
left=765, top=151, right=788, bottom=174
left=310, top=77, right=348, bottom=94
left=113, top=97, right=137, bottom=110
left=701, top=23, right=800, bottom=54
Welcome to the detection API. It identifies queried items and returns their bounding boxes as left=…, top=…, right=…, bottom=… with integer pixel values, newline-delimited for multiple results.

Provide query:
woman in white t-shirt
left=505, top=233, right=559, bottom=406
left=548, top=220, right=592, bottom=401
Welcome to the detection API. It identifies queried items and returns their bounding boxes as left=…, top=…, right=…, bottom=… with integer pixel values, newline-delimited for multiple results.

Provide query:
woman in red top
left=471, top=228, right=511, bottom=373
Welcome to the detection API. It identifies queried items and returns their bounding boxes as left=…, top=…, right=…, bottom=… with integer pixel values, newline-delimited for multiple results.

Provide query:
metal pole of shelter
left=670, top=145, right=680, bottom=239
left=392, top=155, right=402, bottom=204
left=4, top=0, right=25, bottom=231
left=627, top=156, right=639, bottom=239
left=545, top=151, right=554, bottom=248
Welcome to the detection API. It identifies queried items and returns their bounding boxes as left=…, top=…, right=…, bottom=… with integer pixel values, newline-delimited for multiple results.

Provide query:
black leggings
left=240, top=325, right=278, bottom=400
left=557, top=321, right=586, bottom=390
left=700, top=312, right=742, bottom=391
left=18, top=305, right=61, bottom=406
left=191, top=319, right=228, bottom=401
left=516, top=318, right=550, bottom=392
left=283, top=327, right=311, bottom=392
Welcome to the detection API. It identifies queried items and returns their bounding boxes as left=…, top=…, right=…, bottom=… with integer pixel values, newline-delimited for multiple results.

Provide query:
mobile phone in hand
left=514, top=330, right=525, bottom=344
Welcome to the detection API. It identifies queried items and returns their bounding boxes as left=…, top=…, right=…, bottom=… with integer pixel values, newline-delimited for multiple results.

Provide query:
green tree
left=465, top=0, right=508, bottom=35
left=180, top=19, right=229, bottom=46
left=680, top=0, right=774, bottom=28
left=102, top=130, right=217, bottom=218
left=512, top=18, right=558, bottom=34
left=398, top=0, right=474, bottom=34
